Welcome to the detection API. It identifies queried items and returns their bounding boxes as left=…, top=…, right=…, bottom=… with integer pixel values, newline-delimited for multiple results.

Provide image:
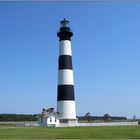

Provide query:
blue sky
left=0, top=2, right=140, bottom=119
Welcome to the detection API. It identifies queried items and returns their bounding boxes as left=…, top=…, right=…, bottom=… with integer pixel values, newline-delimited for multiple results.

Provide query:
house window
left=55, top=118, right=57, bottom=122
left=41, top=117, right=43, bottom=123
left=50, top=117, right=52, bottom=122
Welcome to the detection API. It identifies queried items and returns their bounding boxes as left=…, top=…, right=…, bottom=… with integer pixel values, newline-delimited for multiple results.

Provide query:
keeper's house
left=38, top=108, right=60, bottom=127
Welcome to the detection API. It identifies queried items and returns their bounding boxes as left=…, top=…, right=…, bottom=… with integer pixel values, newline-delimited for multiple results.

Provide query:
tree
left=103, top=114, right=111, bottom=122
left=85, top=112, right=91, bottom=122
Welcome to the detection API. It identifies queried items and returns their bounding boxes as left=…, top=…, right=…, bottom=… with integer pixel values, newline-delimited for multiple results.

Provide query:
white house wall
left=46, top=116, right=59, bottom=126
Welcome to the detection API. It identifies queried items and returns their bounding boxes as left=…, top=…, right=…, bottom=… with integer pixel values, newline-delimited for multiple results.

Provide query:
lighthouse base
left=59, top=118, right=78, bottom=127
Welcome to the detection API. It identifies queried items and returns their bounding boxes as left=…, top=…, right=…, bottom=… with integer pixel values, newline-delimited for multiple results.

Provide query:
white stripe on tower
left=57, top=19, right=76, bottom=119
left=58, top=70, right=74, bottom=85
left=59, top=40, right=72, bottom=56
left=57, top=101, right=76, bottom=119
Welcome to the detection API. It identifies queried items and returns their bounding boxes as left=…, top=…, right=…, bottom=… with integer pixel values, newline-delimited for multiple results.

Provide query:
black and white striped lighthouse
left=57, top=19, right=77, bottom=122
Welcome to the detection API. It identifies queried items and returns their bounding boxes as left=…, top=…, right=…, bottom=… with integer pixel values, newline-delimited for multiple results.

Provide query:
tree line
left=0, top=114, right=37, bottom=121
left=78, top=113, right=127, bottom=122
left=0, top=113, right=127, bottom=122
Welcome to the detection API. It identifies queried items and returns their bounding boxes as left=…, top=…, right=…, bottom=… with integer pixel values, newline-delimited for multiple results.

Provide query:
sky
left=0, top=1, right=140, bottom=119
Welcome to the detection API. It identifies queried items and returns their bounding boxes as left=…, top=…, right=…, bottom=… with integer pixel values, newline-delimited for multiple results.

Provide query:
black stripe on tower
left=57, top=27, right=73, bottom=41
left=59, top=55, right=73, bottom=70
left=57, top=85, right=75, bottom=101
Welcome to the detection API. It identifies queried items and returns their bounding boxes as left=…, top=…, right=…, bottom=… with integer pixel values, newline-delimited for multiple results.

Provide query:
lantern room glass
left=60, top=19, right=70, bottom=28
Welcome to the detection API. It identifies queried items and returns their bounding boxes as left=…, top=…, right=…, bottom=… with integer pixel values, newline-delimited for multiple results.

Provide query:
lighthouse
left=57, top=19, right=77, bottom=124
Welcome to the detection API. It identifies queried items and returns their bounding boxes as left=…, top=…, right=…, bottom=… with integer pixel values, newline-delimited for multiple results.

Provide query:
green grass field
left=0, top=126, right=140, bottom=139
